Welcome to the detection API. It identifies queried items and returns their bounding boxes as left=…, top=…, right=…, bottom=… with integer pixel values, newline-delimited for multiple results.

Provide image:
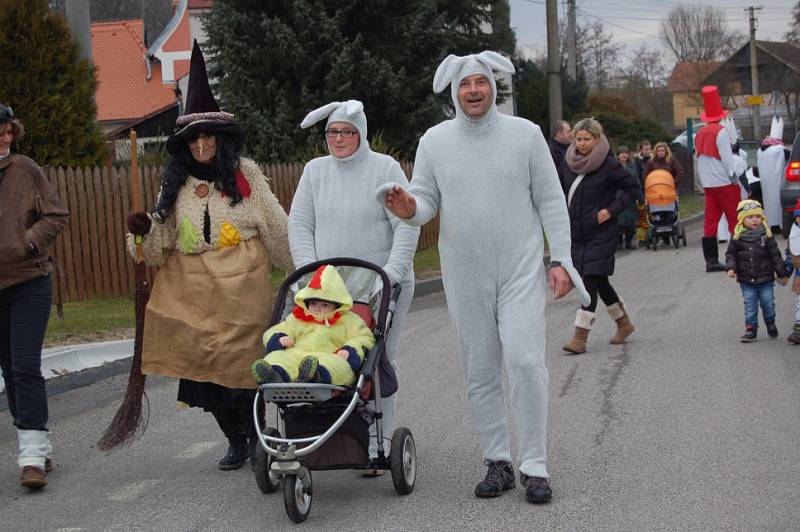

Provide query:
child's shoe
left=251, top=360, right=285, bottom=384
left=740, top=325, right=757, bottom=343
left=788, top=323, right=800, bottom=344
left=296, top=356, right=320, bottom=383
left=765, top=322, right=778, bottom=339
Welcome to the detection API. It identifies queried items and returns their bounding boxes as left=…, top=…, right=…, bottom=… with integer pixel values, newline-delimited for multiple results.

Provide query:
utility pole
left=64, top=0, right=93, bottom=63
left=747, top=6, right=763, bottom=140
left=566, top=0, right=577, bottom=80
left=546, top=0, right=563, bottom=126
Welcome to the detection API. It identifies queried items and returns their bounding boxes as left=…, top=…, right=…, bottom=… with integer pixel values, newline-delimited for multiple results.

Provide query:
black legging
left=581, top=275, right=619, bottom=312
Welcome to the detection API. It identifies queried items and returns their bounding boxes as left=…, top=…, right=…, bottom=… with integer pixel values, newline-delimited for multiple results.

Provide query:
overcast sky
left=510, top=0, right=794, bottom=60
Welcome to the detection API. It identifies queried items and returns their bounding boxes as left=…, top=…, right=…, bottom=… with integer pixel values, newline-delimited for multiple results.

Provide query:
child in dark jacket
left=726, top=199, right=790, bottom=342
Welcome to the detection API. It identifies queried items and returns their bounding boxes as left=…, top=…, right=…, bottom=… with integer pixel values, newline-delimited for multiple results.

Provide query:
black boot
left=211, top=409, right=249, bottom=470
left=702, top=237, right=726, bottom=272
left=765, top=322, right=778, bottom=339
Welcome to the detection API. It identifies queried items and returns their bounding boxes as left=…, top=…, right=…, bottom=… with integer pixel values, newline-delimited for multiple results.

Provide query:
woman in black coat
left=558, top=118, right=641, bottom=354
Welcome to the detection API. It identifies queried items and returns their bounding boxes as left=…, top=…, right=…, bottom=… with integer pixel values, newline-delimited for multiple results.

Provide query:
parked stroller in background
left=644, top=169, right=687, bottom=250
left=252, top=258, right=416, bottom=524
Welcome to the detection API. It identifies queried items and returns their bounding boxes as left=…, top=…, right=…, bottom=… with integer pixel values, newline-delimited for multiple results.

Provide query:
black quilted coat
left=559, top=155, right=641, bottom=276
left=725, top=232, right=789, bottom=285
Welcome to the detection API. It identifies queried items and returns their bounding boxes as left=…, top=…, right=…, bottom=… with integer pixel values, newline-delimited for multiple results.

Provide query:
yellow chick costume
left=262, top=265, right=375, bottom=385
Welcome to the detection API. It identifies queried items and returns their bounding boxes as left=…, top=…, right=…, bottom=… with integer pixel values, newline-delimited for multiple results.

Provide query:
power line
left=576, top=7, right=661, bottom=38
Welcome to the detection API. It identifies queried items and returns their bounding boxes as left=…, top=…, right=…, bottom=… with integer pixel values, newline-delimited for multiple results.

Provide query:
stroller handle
left=270, top=257, right=392, bottom=335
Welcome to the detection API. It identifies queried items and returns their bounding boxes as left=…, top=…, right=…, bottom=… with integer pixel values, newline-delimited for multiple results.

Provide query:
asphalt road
left=1, top=226, right=799, bottom=531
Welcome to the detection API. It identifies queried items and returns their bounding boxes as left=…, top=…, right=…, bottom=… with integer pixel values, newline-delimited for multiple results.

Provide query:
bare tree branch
left=659, top=6, right=744, bottom=62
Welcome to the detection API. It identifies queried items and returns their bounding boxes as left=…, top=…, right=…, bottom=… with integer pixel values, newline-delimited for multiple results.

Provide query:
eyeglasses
left=738, top=202, right=761, bottom=212
left=0, top=105, right=13, bottom=122
left=325, top=128, right=358, bottom=139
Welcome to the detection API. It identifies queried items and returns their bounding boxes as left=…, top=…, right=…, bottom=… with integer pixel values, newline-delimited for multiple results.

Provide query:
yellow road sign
left=747, top=95, right=764, bottom=106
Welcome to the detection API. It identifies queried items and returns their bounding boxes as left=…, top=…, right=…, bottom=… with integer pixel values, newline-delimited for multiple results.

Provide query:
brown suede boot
left=607, top=301, right=635, bottom=344
left=563, top=310, right=595, bottom=354
left=20, top=466, right=47, bottom=489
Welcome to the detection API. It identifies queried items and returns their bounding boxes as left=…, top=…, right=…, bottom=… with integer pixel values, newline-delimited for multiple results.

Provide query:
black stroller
left=252, top=258, right=417, bottom=523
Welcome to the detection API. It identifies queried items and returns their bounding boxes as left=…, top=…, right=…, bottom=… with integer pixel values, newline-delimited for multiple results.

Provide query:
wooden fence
left=42, top=161, right=438, bottom=305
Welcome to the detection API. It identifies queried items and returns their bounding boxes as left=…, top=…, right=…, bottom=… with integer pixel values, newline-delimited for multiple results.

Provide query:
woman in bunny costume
left=288, top=100, right=420, bottom=474
left=381, top=51, right=589, bottom=504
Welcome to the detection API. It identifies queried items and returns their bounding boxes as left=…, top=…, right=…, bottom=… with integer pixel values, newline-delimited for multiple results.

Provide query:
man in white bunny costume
left=380, top=51, right=589, bottom=504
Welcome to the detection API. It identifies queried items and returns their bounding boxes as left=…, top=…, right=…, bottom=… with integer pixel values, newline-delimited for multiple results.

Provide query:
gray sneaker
left=520, top=473, right=552, bottom=504
left=474, top=459, right=515, bottom=498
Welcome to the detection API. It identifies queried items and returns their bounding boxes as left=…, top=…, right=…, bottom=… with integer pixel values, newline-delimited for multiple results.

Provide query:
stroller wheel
left=390, top=427, right=417, bottom=495
left=284, top=467, right=312, bottom=523
left=254, top=427, right=281, bottom=494
left=672, top=234, right=679, bottom=249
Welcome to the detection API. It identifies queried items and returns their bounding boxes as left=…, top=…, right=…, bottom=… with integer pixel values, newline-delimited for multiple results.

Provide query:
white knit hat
left=432, top=51, right=514, bottom=118
left=300, top=100, right=368, bottom=140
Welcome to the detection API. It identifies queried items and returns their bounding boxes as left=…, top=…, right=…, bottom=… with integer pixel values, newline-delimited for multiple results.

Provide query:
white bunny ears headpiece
left=300, top=99, right=368, bottom=139
left=432, top=51, right=515, bottom=94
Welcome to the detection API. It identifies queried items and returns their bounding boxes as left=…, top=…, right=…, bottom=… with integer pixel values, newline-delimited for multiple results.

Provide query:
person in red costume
left=695, top=86, right=738, bottom=272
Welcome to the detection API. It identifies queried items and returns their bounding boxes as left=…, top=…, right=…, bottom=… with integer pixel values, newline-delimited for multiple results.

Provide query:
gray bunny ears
left=432, top=51, right=515, bottom=93
left=300, top=100, right=364, bottom=129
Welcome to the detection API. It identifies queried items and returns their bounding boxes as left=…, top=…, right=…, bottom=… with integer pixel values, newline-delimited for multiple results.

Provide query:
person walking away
left=695, top=86, right=738, bottom=273
left=380, top=51, right=589, bottom=504
left=558, top=118, right=641, bottom=354
left=0, top=104, right=69, bottom=488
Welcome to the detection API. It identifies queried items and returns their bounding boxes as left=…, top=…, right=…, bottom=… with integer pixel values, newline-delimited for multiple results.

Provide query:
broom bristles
left=97, top=262, right=150, bottom=452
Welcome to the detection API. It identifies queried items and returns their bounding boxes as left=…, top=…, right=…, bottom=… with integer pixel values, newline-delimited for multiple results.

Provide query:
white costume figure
left=756, top=117, right=788, bottom=228
left=717, top=117, right=748, bottom=241
left=378, top=51, right=588, bottom=495
left=289, top=100, right=419, bottom=463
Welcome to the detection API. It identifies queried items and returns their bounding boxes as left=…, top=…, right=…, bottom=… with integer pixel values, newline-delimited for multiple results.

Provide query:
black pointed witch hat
left=166, top=40, right=245, bottom=154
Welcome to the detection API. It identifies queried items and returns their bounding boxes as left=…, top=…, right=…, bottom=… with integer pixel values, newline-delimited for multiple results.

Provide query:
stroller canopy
left=645, top=169, right=677, bottom=206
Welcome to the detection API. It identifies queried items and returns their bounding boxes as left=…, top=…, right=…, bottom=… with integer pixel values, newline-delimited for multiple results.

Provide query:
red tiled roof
left=91, top=19, right=177, bottom=122
left=188, top=0, right=213, bottom=8
left=666, top=62, right=721, bottom=92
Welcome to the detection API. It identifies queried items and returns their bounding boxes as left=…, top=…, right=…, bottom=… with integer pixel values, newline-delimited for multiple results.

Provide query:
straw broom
left=97, top=130, right=150, bottom=451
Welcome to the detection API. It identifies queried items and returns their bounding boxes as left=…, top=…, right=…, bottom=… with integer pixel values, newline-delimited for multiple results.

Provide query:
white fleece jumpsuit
left=383, top=53, right=588, bottom=478
left=290, top=100, right=420, bottom=459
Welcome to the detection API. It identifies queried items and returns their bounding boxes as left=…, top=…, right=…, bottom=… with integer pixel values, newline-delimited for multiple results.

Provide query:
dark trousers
left=0, top=275, right=52, bottom=430
left=581, top=274, right=619, bottom=312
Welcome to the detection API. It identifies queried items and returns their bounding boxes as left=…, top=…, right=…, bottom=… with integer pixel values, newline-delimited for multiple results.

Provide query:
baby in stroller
left=251, top=264, right=375, bottom=386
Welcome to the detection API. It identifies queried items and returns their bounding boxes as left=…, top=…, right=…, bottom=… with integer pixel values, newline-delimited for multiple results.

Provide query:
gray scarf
left=739, top=225, right=766, bottom=242
left=565, top=135, right=610, bottom=175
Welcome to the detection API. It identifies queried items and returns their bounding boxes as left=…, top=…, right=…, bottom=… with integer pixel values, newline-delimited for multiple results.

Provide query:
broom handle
left=129, top=130, right=144, bottom=263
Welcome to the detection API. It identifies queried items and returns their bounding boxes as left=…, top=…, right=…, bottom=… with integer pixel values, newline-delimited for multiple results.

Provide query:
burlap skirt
left=141, top=239, right=272, bottom=390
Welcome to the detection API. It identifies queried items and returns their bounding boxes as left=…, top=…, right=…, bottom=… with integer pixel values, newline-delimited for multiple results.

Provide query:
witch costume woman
left=124, top=42, right=293, bottom=470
